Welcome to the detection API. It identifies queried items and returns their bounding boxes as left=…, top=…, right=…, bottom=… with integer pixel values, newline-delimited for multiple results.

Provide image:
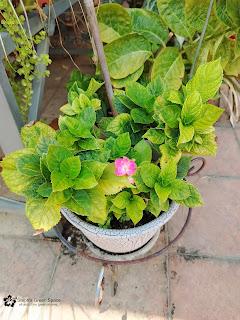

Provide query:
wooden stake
left=82, top=0, right=117, bottom=116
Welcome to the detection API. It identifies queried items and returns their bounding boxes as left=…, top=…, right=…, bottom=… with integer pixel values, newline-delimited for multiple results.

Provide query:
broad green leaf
left=86, top=78, right=104, bottom=96
left=133, top=170, right=151, bottom=192
left=60, top=156, right=81, bottom=179
left=157, top=0, right=193, bottom=38
left=60, top=103, right=76, bottom=116
left=126, top=82, right=155, bottom=112
left=112, top=191, right=131, bottom=209
left=193, top=103, right=224, bottom=133
left=216, top=0, right=233, bottom=27
left=107, top=133, right=131, bottom=159
left=130, top=139, right=152, bottom=165
left=79, top=138, right=100, bottom=151
left=130, top=8, right=168, bottom=44
left=37, top=182, right=52, bottom=197
left=181, top=91, right=202, bottom=125
left=40, top=157, right=51, bottom=181
left=140, top=163, right=160, bottom=188
left=46, top=145, right=73, bottom=172
left=110, top=205, right=125, bottom=219
left=73, top=165, right=98, bottom=190
left=160, top=104, right=181, bottom=128
left=190, top=132, right=217, bottom=156
left=165, top=90, right=184, bottom=105
left=63, top=117, right=92, bottom=138
left=154, top=182, right=171, bottom=203
left=177, top=156, right=191, bottom=179
left=180, top=183, right=203, bottom=207
left=186, top=60, right=223, bottom=102
left=16, top=153, right=40, bottom=177
left=98, top=163, right=132, bottom=195
left=169, top=179, right=190, bottom=200
left=131, top=108, right=154, bottom=124
left=21, top=122, right=56, bottom=149
left=147, top=76, right=165, bottom=96
left=46, top=189, right=72, bottom=206
left=51, top=170, right=74, bottom=192
left=126, top=195, right=146, bottom=224
left=143, top=128, right=165, bottom=144
left=97, top=4, right=132, bottom=43
left=151, top=47, right=184, bottom=90
left=26, top=198, right=61, bottom=231
left=160, top=144, right=182, bottom=168
left=107, top=113, right=131, bottom=135
left=104, top=33, right=151, bottom=79
left=111, top=66, right=144, bottom=88
left=82, top=160, right=107, bottom=181
left=226, top=0, right=240, bottom=26
left=160, top=159, right=177, bottom=187
left=178, top=120, right=194, bottom=145
left=185, top=0, right=209, bottom=32
left=57, top=130, right=78, bottom=147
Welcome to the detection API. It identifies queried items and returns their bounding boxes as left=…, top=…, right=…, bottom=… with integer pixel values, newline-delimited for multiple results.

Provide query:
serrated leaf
left=185, top=0, right=209, bottom=32
left=107, top=113, right=131, bottom=135
left=57, top=129, right=78, bottom=147
left=111, top=66, right=144, bottom=88
left=190, top=132, right=217, bottom=156
left=107, top=133, right=131, bottom=159
left=97, top=4, right=132, bottom=43
left=79, top=138, right=100, bottom=151
left=112, top=191, right=131, bottom=209
left=130, top=139, right=152, bottom=165
left=154, top=182, right=171, bottom=203
left=16, top=153, right=41, bottom=177
left=64, top=117, right=92, bottom=138
left=180, top=183, right=203, bottom=207
left=160, top=159, right=177, bottom=187
left=165, top=90, right=184, bottom=105
left=126, top=195, right=146, bottom=224
left=131, top=108, right=154, bottom=124
left=60, top=103, right=76, bottom=116
left=169, top=179, right=190, bottom=200
left=178, top=120, right=194, bottom=145
left=130, top=8, right=168, bottom=45
left=143, top=128, right=165, bottom=144
left=73, top=165, right=98, bottom=190
left=51, top=170, right=74, bottom=192
left=160, top=104, right=181, bottom=128
left=86, top=78, right=104, bottom=96
left=26, top=198, right=61, bottom=231
left=46, top=145, right=73, bottom=172
left=186, top=60, right=223, bottom=102
left=140, top=162, right=160, bottom=188
left=37, top=182, right=52, bottom=197
left=104, top=33, right=151, bottom=79
left=177, top=156, right=191, bottom=179
left=60, top=156, right=81, bottom=179
left=133, top=170, right=151, bottom=192
left=82, top=160, right=107, bottom=181
left=151, top=47, right=184, bottom=90
left=193, top=103, right=224, bottom=133
left=181, top=91, right=202, bottom=125
left=147, top=76, right=165, bottom=96
left=98, top=163, right=132, bottom=195
left=126, top=82, right=155, bottom=112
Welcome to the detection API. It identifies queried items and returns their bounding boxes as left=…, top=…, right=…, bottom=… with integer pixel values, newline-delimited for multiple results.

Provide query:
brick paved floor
left=0, top=58, right=240, bottom=320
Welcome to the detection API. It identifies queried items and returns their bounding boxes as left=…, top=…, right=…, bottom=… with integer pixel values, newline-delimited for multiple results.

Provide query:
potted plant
left=1, top=57, right=224, bottom=253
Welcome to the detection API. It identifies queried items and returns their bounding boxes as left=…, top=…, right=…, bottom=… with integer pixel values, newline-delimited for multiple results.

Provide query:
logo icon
left=3, top=295, right=16, bottom=307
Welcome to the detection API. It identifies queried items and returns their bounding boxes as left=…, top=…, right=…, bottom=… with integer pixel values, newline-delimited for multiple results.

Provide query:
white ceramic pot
left=61, top=202, right=180, bottom=254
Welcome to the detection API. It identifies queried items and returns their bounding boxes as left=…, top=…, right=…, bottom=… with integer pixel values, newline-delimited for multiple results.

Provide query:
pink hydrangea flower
left=114, top=157, right=137, bottom=179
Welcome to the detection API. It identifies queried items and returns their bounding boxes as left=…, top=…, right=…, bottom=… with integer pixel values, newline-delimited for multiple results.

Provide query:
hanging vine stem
left=189, top=0, right=214, bottom=79
left=82, top=0, right=117, bottom=116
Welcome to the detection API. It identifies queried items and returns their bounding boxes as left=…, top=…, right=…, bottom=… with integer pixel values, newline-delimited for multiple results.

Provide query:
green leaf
left=177, top=156, right=191, bottom=179
left=185, top=0, right=209, bottom=32
left=130, top=8, right=168, bottom=45
left=86, top=78, right=104, bottom=96
left=151, top=47, right=184, bottom=90
left=60, top=103, right=76, bottom=116
left=104, top=33, right=151, bottom=79
left=60, top=156, right=81, bottom=179
left=140, top=162, right=160, bottom=188
left=46, top=145, right=73, bottom=172
left=107, top=133, right=131, bottom=159
left=126, top=82, right=155, bottom=112
left=126, top=195, right=146, bottom=225
left=180, top=183, right=203, bottom=207
left=26, top=198, right=61, bottom=231
left=57, top=130, right=78, bottom=147
left=73, top=165, right=98, bottom=190
left=78, top=138, right=100, bottom=151
left=51, top=170, right=74, bottom=192
left=181, top=91, right=202, bottom=125
left=130, top=139, right=152, bottom=165
left=160, top=144, right=182, bottom=168
left=21, top=122, right=56, bottom=149
left=112, top=191, right=131, bottom=209
left=16, top=153, right=40, bottom=177
left=40, top=157, right=51, bottom=181
left=143, top=128, right=165, bottom=144
left=147, top=76, right=165, bottom=96
left=154, top=182, right=171, bottom=203
left=190, top=132, right=217, bottom=156
left=178, top=120, right=194, bottom=145
left=160, top=104, right=181, bottom=128
left=186, top=59, right=223, bottom=102
left=98, top=163, right=132, bottom=195
left=160, top=159, right=177, bottom=187
left=226, top=0, right=240, bottom=26
left=107, top=113, right=131, bottom=135
left=193, top=103, right=224, bottom=133
left=82, top=160, right=107, bottom=181
left=46, top=190, right=72, bottom=206
left=133, top=170, right=150, bottom=192
left=216, top=0, right=233, bottom=27
left=157, top=0, right=193, bottom=38
left=111, top=66, right=144, bottom=88
left=97, top=4, right=132, bottom=43
left=165, top=90, right=184, bottom=105
left=131, top=108, right=154, bottom=124
left=169, top=179, right=190, bottom=200
left=37, top=182, right=52, bottom=197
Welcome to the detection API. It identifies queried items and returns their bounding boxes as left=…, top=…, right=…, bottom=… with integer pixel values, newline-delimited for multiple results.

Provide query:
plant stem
left=189, top=0, right=214, bottom=79
left=82, top=0, right=117, bottom=116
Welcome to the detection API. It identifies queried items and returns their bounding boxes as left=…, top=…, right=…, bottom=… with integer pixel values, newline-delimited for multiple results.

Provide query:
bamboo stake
left=82, top=0, right=117, bottom=115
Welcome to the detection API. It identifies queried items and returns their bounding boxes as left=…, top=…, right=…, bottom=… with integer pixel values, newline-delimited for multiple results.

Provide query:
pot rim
left=61, top=201, right=180, bottom=237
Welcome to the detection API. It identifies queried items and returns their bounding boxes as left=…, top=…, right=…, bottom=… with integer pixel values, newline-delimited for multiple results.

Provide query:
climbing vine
left=0, top=0, right=51, bottom=122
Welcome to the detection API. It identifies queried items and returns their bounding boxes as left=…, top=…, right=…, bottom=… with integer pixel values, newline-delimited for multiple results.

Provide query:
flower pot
left=61, top=202, right=180, bottom=254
